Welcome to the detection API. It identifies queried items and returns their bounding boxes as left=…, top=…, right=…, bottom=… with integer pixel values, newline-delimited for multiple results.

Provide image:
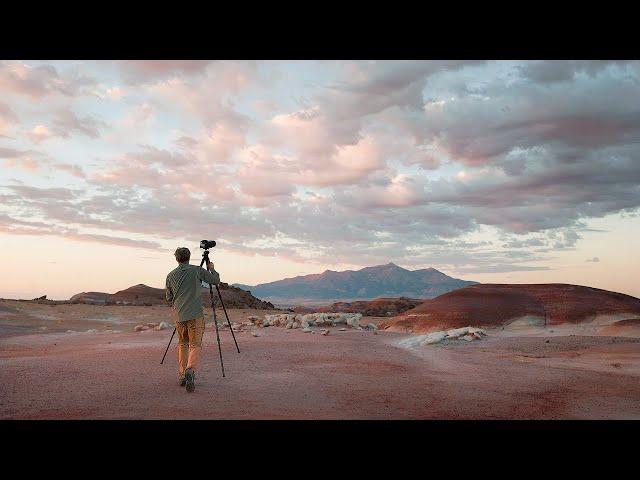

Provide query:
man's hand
left=206, top=260, right=214, bottom=271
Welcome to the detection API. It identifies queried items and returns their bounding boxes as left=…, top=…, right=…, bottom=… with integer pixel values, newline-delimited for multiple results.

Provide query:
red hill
left=381, top=283, right=640, bottom=333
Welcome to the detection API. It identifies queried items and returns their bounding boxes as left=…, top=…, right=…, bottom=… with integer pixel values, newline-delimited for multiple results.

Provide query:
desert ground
left=2, top=299, right=640, bottom=419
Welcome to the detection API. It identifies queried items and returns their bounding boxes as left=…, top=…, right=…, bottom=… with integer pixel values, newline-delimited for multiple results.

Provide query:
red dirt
left=1, top=315, right=640, bottom=419
left=382, top=283, right=640, bottom=333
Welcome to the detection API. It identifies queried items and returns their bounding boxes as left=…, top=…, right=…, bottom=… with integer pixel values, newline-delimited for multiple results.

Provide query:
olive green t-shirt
left=165, top=263, right=220, bottom=322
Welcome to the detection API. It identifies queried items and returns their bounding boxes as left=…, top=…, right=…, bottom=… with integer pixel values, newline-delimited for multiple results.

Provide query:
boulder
left=446, top=327, right=470, bottom=338
left=420, top=332, right=447, bottom=345
left=155, top=321, right=171, bottom=331
left=332, top=315, right=347, bottom=325
left=134, top=325, right=148, bottom=332
left=346, top=314, right=362, bottom=327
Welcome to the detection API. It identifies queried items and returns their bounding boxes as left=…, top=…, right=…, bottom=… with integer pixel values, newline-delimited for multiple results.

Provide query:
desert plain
left=2, top=297, right=640, bottom=420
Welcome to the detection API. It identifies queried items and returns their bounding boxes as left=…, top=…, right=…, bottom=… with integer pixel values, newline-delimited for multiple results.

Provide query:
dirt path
left=2, top=324, right=639, bottom=419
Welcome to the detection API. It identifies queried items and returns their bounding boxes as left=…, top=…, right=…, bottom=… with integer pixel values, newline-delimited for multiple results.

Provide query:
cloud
left=586, top=257, right=600, bottom=263
left=27, top=124, right=54, bottom=143
left=1, top=60, right=639, bottom=277
left=0, top=101, right=18, bottom=137
left=0, top=213, right=161, bottom=249
left=0, top=61, right=96, bottom=99
left=453, top=264, right=551, bottom=274
left=115, top=60, right=214, bottom=84
left=51, top=107, right=105, bottom=139
left=54, top=163, right=85, bottom=178
left=1, top=148, right=42, bottom=171
left=518, top=60, right=631, bottom=84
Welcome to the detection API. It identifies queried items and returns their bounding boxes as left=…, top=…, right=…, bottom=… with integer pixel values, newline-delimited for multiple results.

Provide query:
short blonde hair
left=174, top=247, right=190, bottom=263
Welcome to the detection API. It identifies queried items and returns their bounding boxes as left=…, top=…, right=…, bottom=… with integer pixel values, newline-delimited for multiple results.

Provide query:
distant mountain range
left=68, top=283, right=275, bottom=309
left=233, top=263, right=477, bottom=304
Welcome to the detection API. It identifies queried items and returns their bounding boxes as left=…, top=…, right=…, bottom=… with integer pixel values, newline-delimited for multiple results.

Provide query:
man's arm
left=200, top=264, right=220, bottom=285
left=165, top=275, right=173, bottom=304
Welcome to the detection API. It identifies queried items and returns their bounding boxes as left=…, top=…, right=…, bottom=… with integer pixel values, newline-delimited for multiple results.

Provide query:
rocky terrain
left=234, top=263, right=476, bottom=304
left=382, top=283, right=640, bottom=334
left=1, top=309, right=639, bottom=419
left=3, top=282, right=640, bottom=419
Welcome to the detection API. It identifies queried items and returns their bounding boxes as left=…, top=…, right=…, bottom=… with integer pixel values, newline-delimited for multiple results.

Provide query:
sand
left=1, top=303, right=640, bottom=419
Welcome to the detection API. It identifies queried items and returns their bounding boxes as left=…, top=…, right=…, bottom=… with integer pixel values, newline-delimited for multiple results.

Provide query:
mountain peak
left=367, top=262, right=402, bottom=269
left=376, top=262, right=406, bottom=271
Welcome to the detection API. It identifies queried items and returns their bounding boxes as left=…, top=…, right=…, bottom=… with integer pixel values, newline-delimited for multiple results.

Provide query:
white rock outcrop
left=262, top=312, right=363, bottom=329
left=420, top=332, right=448, bottom=345
left=401, top=326, right=488, bottom=347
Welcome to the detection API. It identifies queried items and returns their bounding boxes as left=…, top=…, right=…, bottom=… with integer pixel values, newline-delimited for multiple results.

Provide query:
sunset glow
left=1, top=60, right=639, bottom=299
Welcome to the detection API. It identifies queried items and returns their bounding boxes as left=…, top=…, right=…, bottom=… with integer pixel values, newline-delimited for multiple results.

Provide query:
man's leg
left=175, top=320, right=189, bottom=383
left=184, top=317, right=205, bottom=392
left=186, top=316, right=206, bottom=372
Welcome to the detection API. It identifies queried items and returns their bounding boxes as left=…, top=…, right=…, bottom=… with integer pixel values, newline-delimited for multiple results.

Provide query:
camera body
left=200, top=239, right=216, bottom=250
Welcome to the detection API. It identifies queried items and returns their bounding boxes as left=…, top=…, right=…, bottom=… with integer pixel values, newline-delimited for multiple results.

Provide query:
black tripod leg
left=160, top=327, right=176, bottom=365
left=215, top=284, right=240, bottom=353
left=210, top=286, right=226, bottom=377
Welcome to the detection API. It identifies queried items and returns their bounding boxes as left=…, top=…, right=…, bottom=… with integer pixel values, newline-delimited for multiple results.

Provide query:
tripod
left=160, top=249, right=240, bottom=377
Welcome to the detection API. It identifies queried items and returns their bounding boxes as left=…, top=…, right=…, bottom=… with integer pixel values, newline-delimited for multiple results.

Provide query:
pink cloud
left=0, top=61, right=95, bottom=99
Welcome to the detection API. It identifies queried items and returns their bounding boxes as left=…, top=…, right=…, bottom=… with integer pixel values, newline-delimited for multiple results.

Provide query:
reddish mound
left=69, top=292, right=111, bottom=304
left=294, top=297, right=424, bottom=316
left=111, top=284, right=164, bottom=305
left=382, top=284, right=640, bottom=333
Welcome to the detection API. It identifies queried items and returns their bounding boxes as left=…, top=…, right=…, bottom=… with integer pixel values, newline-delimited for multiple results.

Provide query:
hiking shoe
left=185, top=367, right=195, bottom=392
left=178, top=374, right=186, bottom=386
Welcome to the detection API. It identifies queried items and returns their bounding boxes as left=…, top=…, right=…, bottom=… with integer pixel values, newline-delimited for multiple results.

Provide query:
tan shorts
left=176, top=316, right=205, bottom=348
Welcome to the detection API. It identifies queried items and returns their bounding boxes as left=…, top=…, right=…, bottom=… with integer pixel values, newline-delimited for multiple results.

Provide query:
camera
left=200, top=239, right=216, bottom=250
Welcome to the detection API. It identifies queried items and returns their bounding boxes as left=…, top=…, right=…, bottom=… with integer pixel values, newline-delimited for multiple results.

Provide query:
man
left=165, top=247, right=220, bottom=392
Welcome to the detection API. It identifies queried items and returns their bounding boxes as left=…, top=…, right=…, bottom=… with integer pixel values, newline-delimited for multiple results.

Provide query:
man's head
left=174, top=247, right=191, bottom=264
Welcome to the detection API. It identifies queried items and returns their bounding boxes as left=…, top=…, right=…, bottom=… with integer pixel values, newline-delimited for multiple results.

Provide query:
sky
left=1, top=60, right=639, bottom=300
